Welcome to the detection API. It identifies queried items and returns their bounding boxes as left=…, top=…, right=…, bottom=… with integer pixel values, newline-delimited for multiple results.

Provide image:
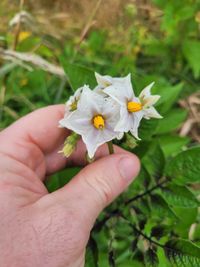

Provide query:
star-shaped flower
left=59, top=87, right=121, bottom=158
left=102, top=74, right=162, bottom=139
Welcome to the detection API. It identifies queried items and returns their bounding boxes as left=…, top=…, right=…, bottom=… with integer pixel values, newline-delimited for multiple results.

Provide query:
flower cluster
left=59, top=73, right=162, bottom=158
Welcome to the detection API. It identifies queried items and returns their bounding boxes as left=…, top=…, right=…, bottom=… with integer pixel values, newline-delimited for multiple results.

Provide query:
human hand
left=0, top=105, right=140, bottom=267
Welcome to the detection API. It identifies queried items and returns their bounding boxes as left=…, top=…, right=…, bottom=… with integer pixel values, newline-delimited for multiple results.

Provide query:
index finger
left=0, top=105, right=126, bottom=178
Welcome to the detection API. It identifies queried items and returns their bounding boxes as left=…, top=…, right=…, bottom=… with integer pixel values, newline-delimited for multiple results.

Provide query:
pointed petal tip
left=95, top=72, right=101, bottom=79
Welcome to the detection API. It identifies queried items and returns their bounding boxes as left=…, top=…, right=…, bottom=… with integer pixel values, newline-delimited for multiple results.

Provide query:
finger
left=0, top=105, right=67, bottom=177
left=48, top=152, right=140, bottom=230
left=0, top=104, right=126, bottom=178
left=45, top=140, right=126, bottom=175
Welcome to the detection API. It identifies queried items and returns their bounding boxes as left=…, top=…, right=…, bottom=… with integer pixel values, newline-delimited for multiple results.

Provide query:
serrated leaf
left=60, top=58, right=96, bottom=91
left=160, top=184, right=198, bottom=208
left=144, top=248, right=159, bottom=267
left=166, top=147, right=200, bottom=184
left=164, top=239, right=200, bottom=267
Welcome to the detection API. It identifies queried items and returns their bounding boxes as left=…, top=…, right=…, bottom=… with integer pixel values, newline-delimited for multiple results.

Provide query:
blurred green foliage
left=0, top=0, right=200, bottom=266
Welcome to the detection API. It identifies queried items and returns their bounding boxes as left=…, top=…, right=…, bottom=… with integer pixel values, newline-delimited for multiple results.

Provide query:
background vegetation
left=0, top=0, right=200, bottom=266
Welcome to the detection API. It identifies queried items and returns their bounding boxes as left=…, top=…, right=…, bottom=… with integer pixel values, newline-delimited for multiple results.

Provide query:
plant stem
left=124, top=179, right=168, bottom=205
left=107, top=141, right=114, bottom=154
left=93, top=178, right=169, bottom=232
left=13, top=0, right=25, bottom=50
left=121, top=215, right=164, bottom=248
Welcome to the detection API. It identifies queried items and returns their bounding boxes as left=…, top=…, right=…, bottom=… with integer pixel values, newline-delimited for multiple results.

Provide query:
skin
left=0, top=105, right=140, bottom=267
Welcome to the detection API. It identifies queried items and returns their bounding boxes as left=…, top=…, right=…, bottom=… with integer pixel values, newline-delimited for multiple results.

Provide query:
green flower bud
left=59, top=132, right=80, bottom=157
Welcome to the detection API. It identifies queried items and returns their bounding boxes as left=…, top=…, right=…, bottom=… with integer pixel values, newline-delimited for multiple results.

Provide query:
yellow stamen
left=127, top=101, right=142, bottom=112
left=70, top=101, right=77, bottom=111
left=93, top=115, right=105, bottom=129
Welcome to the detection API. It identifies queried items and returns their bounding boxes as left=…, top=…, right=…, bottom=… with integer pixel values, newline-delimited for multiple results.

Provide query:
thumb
left=52, top=152, right=140, bottom=229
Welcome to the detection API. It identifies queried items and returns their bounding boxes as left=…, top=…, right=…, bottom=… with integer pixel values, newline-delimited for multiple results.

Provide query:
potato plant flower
left=59, top=86, right=121, bottom=158
left=102, top=74, right=162, bottom=139
left=59, top=72, right=162, bottom=158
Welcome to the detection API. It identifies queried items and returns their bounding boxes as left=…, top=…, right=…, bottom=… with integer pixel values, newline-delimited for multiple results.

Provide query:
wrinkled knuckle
left=84, top=174, right=113, bottom=206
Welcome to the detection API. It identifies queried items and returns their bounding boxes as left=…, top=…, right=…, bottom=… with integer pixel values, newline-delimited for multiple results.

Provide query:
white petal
left=139, top=82, right=155, bottom=99
left=129, top=110, right=144, bottom=140
left=78, top=86, right=104, bottom=116
left=131, top=111, right=144, bottom=130
left=144, top=106, right=163, bottom=119
left=82, top=128, right=101, bottom=158
left=115, top=106, right=132, bottom=132
left=123, top=73, right=136, bottom=99
left=102, top=98, right=120, bottom=123
left=95, top=72, right=112, bottom=87
left=82, top=126, right=119, bottom=158
left=59, top=110, right=91, bottom=134
left=66, top=86, right=86, bottom=106
left=117, top=132, right=124, bottom=140
left=103, top=74, right=135, bottom=104
left=103, top=85, right=125, bottom=105
left=130, top=128, right=141, bottom=140
left=142, top=95, right=160, bottom=108
left=93, top=85, right=103, bottom=94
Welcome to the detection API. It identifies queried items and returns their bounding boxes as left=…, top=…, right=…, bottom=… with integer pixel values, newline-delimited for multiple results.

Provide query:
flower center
left=70, top=101, right=78, bottom=111
left=127, top=101, right=142, bottom=113
left=93, top=115, right=105, bottom=129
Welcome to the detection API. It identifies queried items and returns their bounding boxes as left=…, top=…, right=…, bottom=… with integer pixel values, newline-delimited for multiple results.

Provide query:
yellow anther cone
left=127, top=101, right=142, bottom=112
left=93, top=115, right=105, bottom=129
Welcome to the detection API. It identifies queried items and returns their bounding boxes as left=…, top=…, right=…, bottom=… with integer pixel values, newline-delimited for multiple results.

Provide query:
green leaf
left=158, top=135, right=190, bottom=157
left=166, top=147, right=200, bottom=184
left=182, top=40, right=200, bottom=78
left=150, top=194, right=177, bottom=219
left=156, top=108, right=187, bottom=134
left=160, top=184, right=198, bottom=208
left=138, top=119, right=159, bottom=140
left=164, top=239, right=200, bottom=267
left=144, top=248, right=159, bottom=267
left=85, top=237, right=99, bottom=267
left=60, top=58, right=96, bottom=91
left=45, top=175, right=60, bottom=192
left=142, top=143, right=165, bottom=181
left=155, top=83, right=183, bottom=114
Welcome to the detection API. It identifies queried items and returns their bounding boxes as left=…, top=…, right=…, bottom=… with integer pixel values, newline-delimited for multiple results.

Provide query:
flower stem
left=107, top=141, right=114, bottom=154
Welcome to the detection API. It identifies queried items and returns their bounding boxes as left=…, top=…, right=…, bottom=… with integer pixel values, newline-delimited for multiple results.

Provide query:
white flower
left=65, top=85, right=87, bottom=113
left=139, top=82, right=163, bottom=120
left=59, top=87, right=121, bottom=158
left=103, top=74, right=162, bottom=139
left=94, top=72, right=129, bottom=94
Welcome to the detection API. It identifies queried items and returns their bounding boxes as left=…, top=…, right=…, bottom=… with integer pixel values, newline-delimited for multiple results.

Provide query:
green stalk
left=107, top=141, right=114, bottom=154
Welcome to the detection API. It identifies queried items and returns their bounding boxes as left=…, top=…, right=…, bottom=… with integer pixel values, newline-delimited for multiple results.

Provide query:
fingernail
left=119, top=156, right=140, bottom=183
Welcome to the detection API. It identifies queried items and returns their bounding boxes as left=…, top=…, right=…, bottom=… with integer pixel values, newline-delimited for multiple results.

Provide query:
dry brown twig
left=76, top=0, right=103, bottom=49
left=179, top=91, right=200, bottom=143
left=0, top=48, right=66, bottom=78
